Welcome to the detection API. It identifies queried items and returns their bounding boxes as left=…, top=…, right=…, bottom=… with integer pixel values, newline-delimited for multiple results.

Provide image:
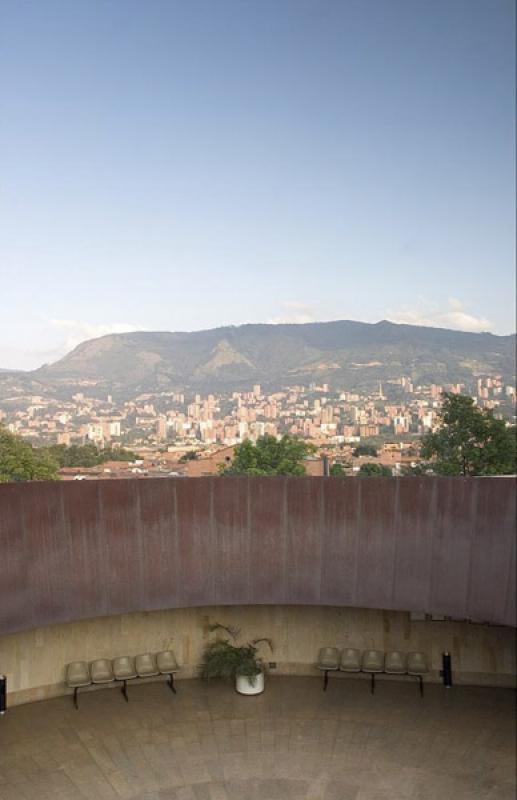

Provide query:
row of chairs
left=65, top=650, right=179, bottom=708
left=317, top=647, right=429, bottom=695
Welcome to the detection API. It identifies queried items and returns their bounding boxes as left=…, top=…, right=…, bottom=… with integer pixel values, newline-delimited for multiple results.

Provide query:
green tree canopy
left=353, top=445, right=378, bottom=457
left=0, top=427, right=59, bottom=482
left=220, top=434, right=316, bottom=476
left=99, top=447, right=138, bottom=462
left=358, top=462, right=392, bottom=476
left=400, top=463, right=431, bottom=476
left=420, top=393, right=517, bottom=476
left=45, top=443, right=137, bottom=468
left=329, top=462, right=346, bottom=476
left=179, top=451, right=198, bottom=463
left=46, top=443, right=99, bottom=467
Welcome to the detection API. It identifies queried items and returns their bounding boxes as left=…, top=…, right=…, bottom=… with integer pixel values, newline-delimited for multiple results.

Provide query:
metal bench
left=316, top=648, right=429, bottom=696
left=65, top=650, right=180, bottom=708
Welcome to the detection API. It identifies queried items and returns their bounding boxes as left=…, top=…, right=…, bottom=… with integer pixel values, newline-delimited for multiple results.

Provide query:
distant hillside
left=0, top=320, right=515, bottom=400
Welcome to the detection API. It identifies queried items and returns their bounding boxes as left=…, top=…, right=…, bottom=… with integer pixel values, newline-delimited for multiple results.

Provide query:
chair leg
left=418, top=675, right=423, bottom=697
left=168, top=673, right=177, bottom=694
left=73, top=687, right=79, bottom=710
left=323, top=670, right=329, bottom=691
left=121, top=680, right=129, bottom=702
left=370, top=673, right=375, bottom=695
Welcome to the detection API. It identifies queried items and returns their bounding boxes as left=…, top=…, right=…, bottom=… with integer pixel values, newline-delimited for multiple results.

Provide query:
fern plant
left=199, top=623, right=273, bottom=685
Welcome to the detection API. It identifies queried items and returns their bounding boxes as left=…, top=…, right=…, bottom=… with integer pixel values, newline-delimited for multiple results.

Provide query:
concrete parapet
left=1, top=476, right=515, bottom=633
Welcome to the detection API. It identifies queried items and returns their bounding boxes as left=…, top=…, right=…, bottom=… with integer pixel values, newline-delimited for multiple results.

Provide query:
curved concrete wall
left=1, top=476, right=515, bottom=635
left=3, top=605, right=516, bottom=706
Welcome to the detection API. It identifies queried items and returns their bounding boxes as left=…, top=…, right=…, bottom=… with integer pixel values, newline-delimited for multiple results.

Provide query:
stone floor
left=0, top=677, right=515, bottom=800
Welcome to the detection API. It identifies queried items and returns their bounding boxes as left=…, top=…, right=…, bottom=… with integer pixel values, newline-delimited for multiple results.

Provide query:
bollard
left=441, top=652, right=452, bottom=688
left=0, top=675, right=6, bottom=714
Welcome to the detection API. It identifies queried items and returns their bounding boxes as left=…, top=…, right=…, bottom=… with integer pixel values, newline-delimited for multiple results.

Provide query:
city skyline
left=1, top=0, right=515, bottom=369
left=3, top=371, right=514, bottom=464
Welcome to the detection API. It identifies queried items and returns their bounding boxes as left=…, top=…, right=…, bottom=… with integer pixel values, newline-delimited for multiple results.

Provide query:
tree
left=329, top=462, right=346, bottom=476
left=220, top=434, right=316, bottom=476
left=353, top=445, right=378, bottom=457
left=45, top=443, right=138, bottom=468
left=98, top=447, right=137, bottom=462
left=420, top=393, right=516, bottom=476
left=47, top=443, right=100, bottom=467
left=0, top=427, right=59, bottom=482
left=179, top=451, right=198, bottom=463
left=358, top=462, right=392, bottom=476
left=400, top=463, right=432, bottom=476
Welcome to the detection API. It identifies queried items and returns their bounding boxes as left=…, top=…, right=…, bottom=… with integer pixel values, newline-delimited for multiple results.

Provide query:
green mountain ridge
left=0, top=320, right=515, bottom=400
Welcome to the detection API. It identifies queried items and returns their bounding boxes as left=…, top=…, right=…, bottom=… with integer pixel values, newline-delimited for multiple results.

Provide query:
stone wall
left=2, top=605, right=515, bottom=706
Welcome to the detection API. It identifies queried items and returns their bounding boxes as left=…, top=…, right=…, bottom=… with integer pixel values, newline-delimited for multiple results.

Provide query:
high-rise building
left=156, top=417, right=168, bottom=441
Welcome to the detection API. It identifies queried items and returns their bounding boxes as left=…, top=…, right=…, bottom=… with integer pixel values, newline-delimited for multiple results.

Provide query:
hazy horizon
left=1, top=0, right=515, bottom=370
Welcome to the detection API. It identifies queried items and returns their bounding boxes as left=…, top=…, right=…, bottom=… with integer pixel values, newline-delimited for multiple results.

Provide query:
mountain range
left=0, top=320, right=515, bottom=400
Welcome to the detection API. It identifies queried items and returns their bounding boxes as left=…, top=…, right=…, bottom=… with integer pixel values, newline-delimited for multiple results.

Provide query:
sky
left=0, top=0, right=515, bottom=370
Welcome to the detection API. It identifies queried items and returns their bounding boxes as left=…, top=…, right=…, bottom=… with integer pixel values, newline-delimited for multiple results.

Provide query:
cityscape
left=1, top=367, right=515, bottom=478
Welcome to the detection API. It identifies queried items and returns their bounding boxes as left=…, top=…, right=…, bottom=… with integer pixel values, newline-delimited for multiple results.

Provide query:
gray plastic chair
left=156, top=650, right=179, bottom=694
left=135, top=653, right=159, bottom=678
left=362, top=650, right=385, bottom=694
left=316, top=647, right=340, bottom=691
left=112, top=656, right=137, bottom=701
left=340, top=648, right=362, bottom=673
left=385, top=651, right=407, bottom=675
left=65, top=661, right=91, bottom=709
left=407, top=652, right=429, bottom=697
left=90, top=659, right=115, bottom=685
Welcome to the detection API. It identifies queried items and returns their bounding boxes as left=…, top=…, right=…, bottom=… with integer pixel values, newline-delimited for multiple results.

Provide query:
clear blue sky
left=1, top=0, right=515, bottom=369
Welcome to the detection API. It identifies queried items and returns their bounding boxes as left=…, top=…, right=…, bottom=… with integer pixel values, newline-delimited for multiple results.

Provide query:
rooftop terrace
left=1, top=475, right=515, bottom=798
left=1, top=676, right=515, bottom=800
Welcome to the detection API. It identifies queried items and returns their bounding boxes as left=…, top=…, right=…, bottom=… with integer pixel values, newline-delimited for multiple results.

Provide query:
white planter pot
left=235, top=671, right=265, bottom=695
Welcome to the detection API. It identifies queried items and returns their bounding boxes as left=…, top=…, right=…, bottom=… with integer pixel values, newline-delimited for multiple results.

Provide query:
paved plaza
left=0, top=676, right=515, bottom=799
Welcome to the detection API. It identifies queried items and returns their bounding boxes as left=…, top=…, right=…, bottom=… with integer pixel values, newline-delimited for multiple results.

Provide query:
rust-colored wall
left=1, top=476, right=515, bottom=635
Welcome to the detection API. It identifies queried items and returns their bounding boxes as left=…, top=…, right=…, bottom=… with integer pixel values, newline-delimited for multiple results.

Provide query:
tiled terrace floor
left=0, top=677, right=515, bottom=800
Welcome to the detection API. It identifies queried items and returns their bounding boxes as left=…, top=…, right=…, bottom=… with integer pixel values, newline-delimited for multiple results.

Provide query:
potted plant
left=199, top=623, right=273, bottom=695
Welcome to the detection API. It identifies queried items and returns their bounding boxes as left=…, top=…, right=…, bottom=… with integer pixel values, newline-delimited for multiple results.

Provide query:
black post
left=370, top=673, right=375, bottom=695
left=323, top=670, right=329, bottom=691
left=441, top=652, right=452, bottom=688
left=0, top=675, right=6, bottom=715
left=168, top=673, right=177, bottom=694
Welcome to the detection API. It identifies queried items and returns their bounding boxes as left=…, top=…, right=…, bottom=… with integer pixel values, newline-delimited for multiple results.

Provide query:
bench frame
left=320, top=666, right=426, bottom=696
left=118, top=671, right=177, bottom=703
left=70, top=667, right=178, bottom=708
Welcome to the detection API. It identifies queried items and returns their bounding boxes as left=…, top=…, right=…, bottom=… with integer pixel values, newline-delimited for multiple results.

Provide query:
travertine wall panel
left=1, top=605, right=515, bottom=706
